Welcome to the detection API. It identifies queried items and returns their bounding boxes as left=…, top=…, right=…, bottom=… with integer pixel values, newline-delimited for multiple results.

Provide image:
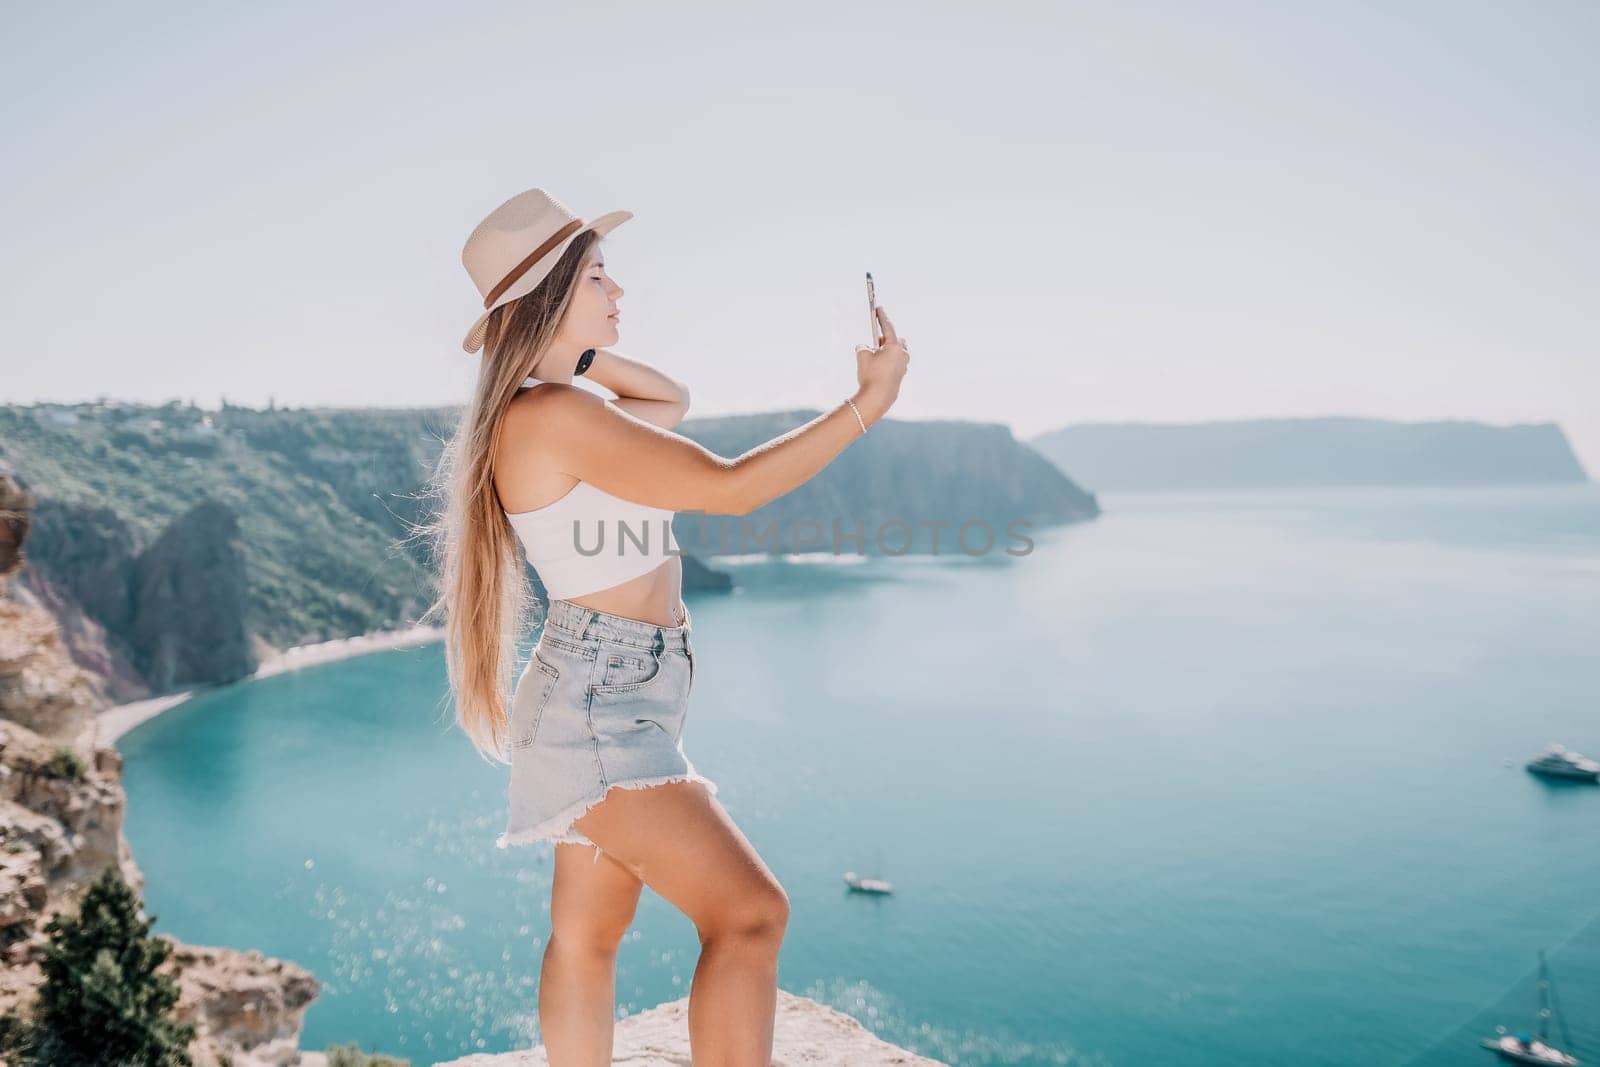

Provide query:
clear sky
left=3, top=1, right=1595, bottom=474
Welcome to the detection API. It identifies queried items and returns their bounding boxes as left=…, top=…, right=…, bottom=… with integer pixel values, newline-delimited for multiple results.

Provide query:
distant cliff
left=1030, top=416, right=1590, bottom=492
left=1, top=398, right=1096, bottom=700
left=678, top=409, right=1099, bottom=555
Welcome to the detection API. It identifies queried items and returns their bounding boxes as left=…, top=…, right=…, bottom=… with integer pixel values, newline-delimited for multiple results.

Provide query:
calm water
left=120, top=483, right=1600, bottom=1066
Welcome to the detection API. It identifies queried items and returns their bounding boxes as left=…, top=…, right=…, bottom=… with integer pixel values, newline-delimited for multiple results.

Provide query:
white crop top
left=503, top=375, right=680, bottom=600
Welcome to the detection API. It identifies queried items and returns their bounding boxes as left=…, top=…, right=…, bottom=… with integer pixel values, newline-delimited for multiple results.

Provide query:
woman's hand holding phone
left=852, top=305, right=909, bottom=427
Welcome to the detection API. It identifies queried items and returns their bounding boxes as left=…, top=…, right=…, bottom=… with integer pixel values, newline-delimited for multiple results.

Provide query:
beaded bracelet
left=846, top=398, right=868, bottom=435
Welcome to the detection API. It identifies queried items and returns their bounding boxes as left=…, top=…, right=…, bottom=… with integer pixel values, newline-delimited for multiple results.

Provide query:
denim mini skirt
left=495, top=597, right=718, bottom=858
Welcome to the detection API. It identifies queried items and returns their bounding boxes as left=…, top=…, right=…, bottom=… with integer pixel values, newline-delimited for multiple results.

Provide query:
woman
left=420, top=187, right=909, bottom=1065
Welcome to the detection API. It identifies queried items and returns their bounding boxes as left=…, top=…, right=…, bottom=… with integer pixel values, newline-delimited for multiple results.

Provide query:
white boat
left=1481, top=1033, right=1580, bottom=1066
left=1480, top=950, right=1580, bottom=1065
left=1525, top=744, right=1600, bottom=783
left=842, top=870, right=893, bottom=895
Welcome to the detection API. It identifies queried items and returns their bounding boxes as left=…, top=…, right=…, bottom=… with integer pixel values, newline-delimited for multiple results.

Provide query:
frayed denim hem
left=496, top=770, right=720, bottom=864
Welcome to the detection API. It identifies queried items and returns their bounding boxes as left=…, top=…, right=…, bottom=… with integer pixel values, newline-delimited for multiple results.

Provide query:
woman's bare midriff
left=563, top=553, right=685, bottom=628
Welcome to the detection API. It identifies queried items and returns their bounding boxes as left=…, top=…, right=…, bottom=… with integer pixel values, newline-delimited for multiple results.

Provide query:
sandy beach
left=98, top=625, right=446, bottom=746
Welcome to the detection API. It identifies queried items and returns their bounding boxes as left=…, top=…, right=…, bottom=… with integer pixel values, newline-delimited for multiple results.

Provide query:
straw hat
left=459, top=188, right=632, bottom=353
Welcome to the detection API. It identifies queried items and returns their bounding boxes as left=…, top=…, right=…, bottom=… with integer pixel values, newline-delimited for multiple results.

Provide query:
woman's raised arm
left=505, top=306, right=910, bottom=517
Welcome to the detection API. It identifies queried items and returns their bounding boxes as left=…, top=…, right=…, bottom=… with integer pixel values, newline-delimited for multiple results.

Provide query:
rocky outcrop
left=0, top=595, right=100, bottom=746
left=129, top=497, right=256, bottom=690
left=28, top=499, right=138, bottom=633
left=437, top=988, right=948, bottom=1066
left=0, top=472, right=318, bottom=1065
left=17, top=492, right=257, bottom=702
left=0, top=711, right=141, bottom=897
left=13, top=563, right=149, bottom=705
left=676, top=411, right=1099, bottom=556
left=163, top=943, right=320, bottom=1067
left=20, top=498, right=152, bottom=704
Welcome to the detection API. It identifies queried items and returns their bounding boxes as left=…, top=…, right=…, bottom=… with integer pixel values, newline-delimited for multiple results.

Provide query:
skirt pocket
left=508, top=650, right=561, bottom=751
left=589, top=648, right=691, bottom=744
left=590, top=643, right=665, bottom=695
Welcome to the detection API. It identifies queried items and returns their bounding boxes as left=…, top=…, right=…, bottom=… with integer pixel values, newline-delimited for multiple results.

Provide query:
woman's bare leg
left=539, top=842, right=644, bottom=1066
left=572, top=780, right=790, bottom=1067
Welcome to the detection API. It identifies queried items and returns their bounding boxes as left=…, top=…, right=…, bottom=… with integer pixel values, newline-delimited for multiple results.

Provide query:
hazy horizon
left=12, top=390, right=1592, bottom=485
left=4, top=2, right=1596, bottom=472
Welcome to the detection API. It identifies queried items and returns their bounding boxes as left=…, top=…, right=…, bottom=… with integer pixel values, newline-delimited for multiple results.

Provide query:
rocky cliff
left=678, top=410, right=1098, bottom=555
left=0, top=472, right=318, bottom=1066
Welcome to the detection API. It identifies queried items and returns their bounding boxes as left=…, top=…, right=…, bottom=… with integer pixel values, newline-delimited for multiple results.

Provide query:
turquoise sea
left=119, top=483, right=1600, bottom=1066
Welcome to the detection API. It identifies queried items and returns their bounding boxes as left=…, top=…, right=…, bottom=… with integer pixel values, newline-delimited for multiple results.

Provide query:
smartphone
left=865, top=272, right=880, bottom=345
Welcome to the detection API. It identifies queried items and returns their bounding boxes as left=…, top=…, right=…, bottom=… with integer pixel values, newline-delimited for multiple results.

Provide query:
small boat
left=1480, top=950, right=1580, bottom=1065
left=843, top=871, right=893, bottom=895
left=1483, top=1032, right=1582, bottom=1066
left=1525, top=744, right=1600, bottom=783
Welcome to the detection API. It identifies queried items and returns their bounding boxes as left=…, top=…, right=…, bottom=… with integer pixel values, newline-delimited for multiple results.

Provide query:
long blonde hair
left=413, top=230, right=600, bottom=764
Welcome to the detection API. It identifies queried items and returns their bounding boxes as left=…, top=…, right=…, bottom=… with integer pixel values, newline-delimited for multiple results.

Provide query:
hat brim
left=462, top=209, right=633, bottom=354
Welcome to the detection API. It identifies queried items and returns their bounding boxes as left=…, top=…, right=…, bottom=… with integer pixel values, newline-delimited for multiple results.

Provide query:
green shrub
left=10, top=867, right=196, bottom=1065
left=0, top=1010, right=32, bottom=1060
left=40, top=748, right=86, bottom=781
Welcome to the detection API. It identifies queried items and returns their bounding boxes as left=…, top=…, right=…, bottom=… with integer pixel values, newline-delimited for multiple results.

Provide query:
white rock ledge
left=435, top=988, right=947, bottom=1066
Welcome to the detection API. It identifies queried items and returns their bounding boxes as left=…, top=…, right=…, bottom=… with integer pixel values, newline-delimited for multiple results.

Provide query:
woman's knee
left=549, top=904, right=637, bottom=956
left=548, top=922, right=629, bottom=960
left=697, top=881, right=790, bottom=946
